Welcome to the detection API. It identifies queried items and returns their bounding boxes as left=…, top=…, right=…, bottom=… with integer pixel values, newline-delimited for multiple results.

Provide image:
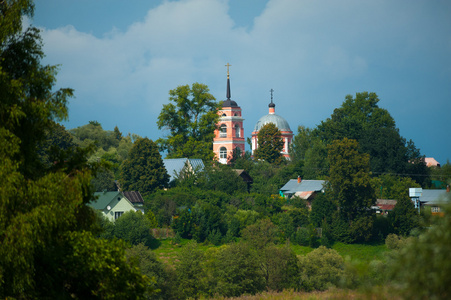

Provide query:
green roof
left=90, top=191, right=122, bottom=210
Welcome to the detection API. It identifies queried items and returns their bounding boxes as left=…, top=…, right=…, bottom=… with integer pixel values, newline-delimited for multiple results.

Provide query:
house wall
left=103, top=196, right=137, bottom=222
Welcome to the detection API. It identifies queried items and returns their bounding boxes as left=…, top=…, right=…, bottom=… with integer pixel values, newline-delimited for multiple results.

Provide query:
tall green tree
left=0, top=2, right=149, bottom=297
left=327, top=138, right=375, bottom=241
left=254, top=123, right=284, bottom=164
left=120, top=137, right=169, bottom=196
left=156, top=83, right=221, bottom=161
left=315, top=92, right=428, bottom=185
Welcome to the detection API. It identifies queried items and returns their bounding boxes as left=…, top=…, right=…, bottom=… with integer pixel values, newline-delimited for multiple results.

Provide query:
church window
left=222, top=113, right=226, bottom=117
left=220, top=147, right=227, bottom=159
left=235, top=124, right=241, bottom=137
left=220, top=124, right=227, bottom=137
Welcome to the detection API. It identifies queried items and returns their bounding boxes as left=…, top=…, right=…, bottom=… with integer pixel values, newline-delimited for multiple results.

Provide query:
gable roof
left=90, top=191, right=122, bottom=210
left=280, top=179, right=326, bottom=195
left=123, top=191, right=144, bottom=204
left=163, top=158, right=205, bottom=182
left=234, top=169, right=253, bottom=183
left=420, top=189, right=450, bottom=205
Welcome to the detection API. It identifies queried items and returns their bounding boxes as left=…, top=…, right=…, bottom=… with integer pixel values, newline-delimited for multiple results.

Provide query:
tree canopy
left=157, top=83, right=221, bottom=161
left=0, top=2, right=149, bottom=297
left=254, top=123, right=284, bottom=164
left=120, top=137, right=169, bottom=195
left=313, top=92, right=428, bottom=185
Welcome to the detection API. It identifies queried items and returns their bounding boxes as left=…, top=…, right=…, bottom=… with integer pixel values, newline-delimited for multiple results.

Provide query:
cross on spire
left=225, top=63, right=231, bottom=79
left=270, top=88, right=274, bottom=104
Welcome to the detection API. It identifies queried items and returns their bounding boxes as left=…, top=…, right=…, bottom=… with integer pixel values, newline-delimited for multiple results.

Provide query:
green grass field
left=152, top=237, right=389, bottom=266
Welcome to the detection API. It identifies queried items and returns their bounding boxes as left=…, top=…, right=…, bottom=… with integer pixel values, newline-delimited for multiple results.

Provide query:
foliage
left=174, top=241, right=208, bottom=299
left=120, top=137, right=169, bottom=196
left=91, top=167, right=116, bottom=192
left=385, top=233, right=412, bottom=250
left=254, top=123, right=284, bottom=164
left=126, top=243, right=175, bottom=300
left=156, top=82, right=221, bottom=161
left=370, top=174, right=420, bottom=201
left=0, top=3, right=149, bottom=297
left=37, top=121, right=78, bottom=167
left=310, top=192, right=336, bottom=227
left=315, top=92, right=428, bottom=186
left=299, top=246, right=345, bottom=291
left=113, top=211, right=154, bottom=247
left=207, top=243, right=266, bottom=297
left=196, top=163, right=248, bottom=194
left=303, top=139, right=329, bottom=179
left=242, top=219, right=278, bottom=249
left=327, top=138, right=375, bottom=242
left=389, top=196, right=419, bottom=236
left=389, top=202, right=451, bottom=299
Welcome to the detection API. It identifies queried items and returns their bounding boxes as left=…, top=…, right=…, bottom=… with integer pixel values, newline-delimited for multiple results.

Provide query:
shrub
left=389, top=202, right=451, bottom=299
left=113, top=211, right=153, bottom=247
left=385, top=233, right=412, bottom=250
left=299, top=246, right=344, bottom=291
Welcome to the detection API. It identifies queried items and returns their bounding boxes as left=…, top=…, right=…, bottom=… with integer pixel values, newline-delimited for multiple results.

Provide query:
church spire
left=225, top=63, right=231, bottom=100
left=269, top=88, right=275, bottom=114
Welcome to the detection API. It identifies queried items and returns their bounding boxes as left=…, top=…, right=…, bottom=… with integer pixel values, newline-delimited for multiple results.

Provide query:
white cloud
left=35, top=0, right=451, bottom=162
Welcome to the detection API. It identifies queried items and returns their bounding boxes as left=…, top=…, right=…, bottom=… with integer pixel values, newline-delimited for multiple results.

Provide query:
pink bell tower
left=213, top=63, right=245, bottom=164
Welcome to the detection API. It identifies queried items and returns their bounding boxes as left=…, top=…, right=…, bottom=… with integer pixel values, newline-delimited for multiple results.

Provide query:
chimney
left=297, top=176, right=302, bottom=183
left=447, top=185, right=450, bottom=193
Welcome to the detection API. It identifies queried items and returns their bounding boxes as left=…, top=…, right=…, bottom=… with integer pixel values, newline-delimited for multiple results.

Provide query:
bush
left=299, top=246, right=344, bottom=291
left=385, top=233, right=412, bottom=250
left=113, top=211, right=154, bottom=247
left=389, top=203, right=451, bottom=299
left=293, top=227, right=310, bottom=246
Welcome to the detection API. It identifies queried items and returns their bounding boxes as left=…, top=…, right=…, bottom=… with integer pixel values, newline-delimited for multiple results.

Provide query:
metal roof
left=254, top=113, right=292, bottom=132
left=420, top=189, right=450, bottom=205
left=280, top=179, right=326, bottom=194
left=163, top=158, right=205, bottom=182
left=90, top=191, right=122, bottom=210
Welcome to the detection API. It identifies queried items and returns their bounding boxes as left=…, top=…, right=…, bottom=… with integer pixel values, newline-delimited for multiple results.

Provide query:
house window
left=431, top=206, right=441, bottom=213
left=235, top=124, right=240, bottom=137
left=220, top=124, right=227, bottom=137
left=115, top=211, right=124, bottom=220
left=220, top=147, right=227, bottom=159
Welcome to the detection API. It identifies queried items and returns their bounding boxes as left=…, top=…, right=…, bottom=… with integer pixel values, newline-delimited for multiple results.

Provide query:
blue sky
left=31, top=0, right=450, bottom=164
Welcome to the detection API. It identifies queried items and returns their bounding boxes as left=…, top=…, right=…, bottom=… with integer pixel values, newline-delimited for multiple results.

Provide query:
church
left=213, top=65, right=293, bottom=164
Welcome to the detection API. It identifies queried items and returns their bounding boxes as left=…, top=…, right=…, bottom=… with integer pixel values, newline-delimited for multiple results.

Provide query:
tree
left=299, top=246, right=344, bottom=291
left=254, top=123, right=284, bottom=164
left=389, top=200, right=451, bottom=299
left=120, top=137, right=169, bottom=196
left=174, top=241, right=208, bottom=299
left=0, top=2, right=149, bottom=297
left=157, top=83, right=221, bottom=161
left=315, top=92, right=428, bottom=184
left=327, top=138, right=375, bottom=241
left=390, top=197, right=419, bottom=236
left=208, top=243, right=265, bottom=297
left=126, top=243, right=174, bottom=300
left=113, top=211, right=154, bottom=247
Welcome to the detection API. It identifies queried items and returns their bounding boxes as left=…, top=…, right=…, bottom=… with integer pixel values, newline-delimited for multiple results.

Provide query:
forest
left=1, top=1, right=451, bottom=299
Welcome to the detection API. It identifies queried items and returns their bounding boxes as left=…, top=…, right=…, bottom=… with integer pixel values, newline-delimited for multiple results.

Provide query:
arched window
left=220, top=147, right=227, bottom=159
left=222, top=113, right=226, bottom=117
left=234, top=113, right=238, bottom=116
left=220, top=124, right=227, bottom=138
left=235, top=124, right=240, bottom=137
